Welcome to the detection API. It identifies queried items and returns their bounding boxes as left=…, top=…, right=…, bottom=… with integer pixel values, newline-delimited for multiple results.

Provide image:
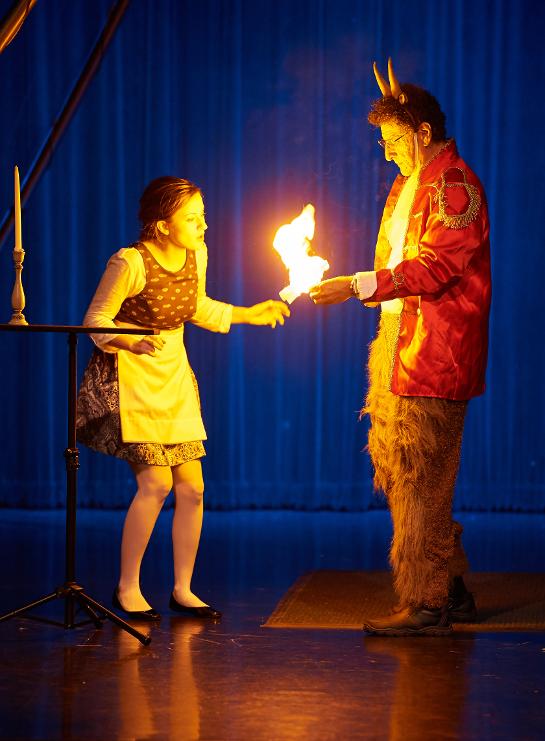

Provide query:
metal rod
left=0, top=0, right=131, bottom=250
left=0, top=0, right=38, bottom=55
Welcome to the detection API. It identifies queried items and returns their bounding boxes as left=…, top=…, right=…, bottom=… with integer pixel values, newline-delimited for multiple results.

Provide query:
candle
left=14, top=165, right=22, bottom=251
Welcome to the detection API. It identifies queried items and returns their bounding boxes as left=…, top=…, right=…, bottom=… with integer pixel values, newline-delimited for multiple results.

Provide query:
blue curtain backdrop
left=0, top=0, right=543, bottom=510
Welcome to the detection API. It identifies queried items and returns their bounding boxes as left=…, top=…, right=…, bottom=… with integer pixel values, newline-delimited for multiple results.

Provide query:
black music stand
left=0, top=324, right=159, bottom=646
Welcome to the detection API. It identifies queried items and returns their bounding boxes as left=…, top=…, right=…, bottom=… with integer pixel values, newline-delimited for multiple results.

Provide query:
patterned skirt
left=76, top=349, right=205, bottom=466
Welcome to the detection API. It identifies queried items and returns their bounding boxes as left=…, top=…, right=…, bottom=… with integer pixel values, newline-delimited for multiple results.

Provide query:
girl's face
left=161, top=192, right=207, bottom=250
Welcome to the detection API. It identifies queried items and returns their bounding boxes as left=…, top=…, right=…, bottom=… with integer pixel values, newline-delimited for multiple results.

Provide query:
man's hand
left=309, top=276, right=353, bottom=304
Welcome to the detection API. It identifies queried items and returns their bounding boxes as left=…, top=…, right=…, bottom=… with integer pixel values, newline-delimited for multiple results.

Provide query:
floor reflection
left=1, top=511, right=545, bottom=740
left=364, top=636, right=474, bottom=740
left=167, top=619, right=204, bottom=740
left=115, top=619, right=204, bottom=741
left=116, top=629, right=157, bottom=740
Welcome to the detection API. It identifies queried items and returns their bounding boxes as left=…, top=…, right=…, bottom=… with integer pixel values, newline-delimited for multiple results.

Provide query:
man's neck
left=419, top=140, right=447, bottom=169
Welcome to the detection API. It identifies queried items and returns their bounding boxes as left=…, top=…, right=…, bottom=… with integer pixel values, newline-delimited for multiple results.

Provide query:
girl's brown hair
left=138, top=176, right=201, bottom=241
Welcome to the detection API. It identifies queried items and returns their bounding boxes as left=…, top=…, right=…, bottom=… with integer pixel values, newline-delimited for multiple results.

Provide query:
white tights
left=117, top=459, right=206, bottom=611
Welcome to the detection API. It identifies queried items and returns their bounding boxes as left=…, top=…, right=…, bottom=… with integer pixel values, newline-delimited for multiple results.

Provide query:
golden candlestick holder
left=9, top=246, right=28, bottom=325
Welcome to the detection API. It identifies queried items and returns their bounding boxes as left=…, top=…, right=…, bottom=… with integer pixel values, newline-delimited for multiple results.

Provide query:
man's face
left=379, top=122, right=416, bottom=176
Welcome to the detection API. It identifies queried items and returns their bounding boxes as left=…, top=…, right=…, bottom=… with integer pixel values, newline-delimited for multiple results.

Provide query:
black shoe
left=112, top=589, right=161, bottom=621
left=363, top=606, right=452, bottom=636
left=169, top=594, right=222, bottom=620
left=448, top=577, right=477, bottom=623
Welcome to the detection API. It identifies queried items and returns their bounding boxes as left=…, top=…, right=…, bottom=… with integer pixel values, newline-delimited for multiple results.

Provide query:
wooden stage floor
left=1, top=509, right=544, bottom=740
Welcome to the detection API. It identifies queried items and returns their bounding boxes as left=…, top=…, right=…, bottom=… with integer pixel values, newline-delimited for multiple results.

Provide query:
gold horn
left=387, top=57, right=407, bottom=104
left=373, top=61, right=391, bottom=97
left=387, top=58, right=402, bottom=98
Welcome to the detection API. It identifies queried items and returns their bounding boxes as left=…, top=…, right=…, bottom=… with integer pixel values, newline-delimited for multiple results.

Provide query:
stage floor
left=1, top=509, right=544, bottom=740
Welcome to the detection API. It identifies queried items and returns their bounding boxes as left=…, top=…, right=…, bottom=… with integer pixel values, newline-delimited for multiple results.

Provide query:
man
left=310, top=59, right=491, bottom=636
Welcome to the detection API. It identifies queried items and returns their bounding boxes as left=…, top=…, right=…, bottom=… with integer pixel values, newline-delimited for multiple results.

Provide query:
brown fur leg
left=388, top=399, right=467, bottom=608
left=449, top=520, right=470, bottom=580
left=364, top=316, right=468, bottom=608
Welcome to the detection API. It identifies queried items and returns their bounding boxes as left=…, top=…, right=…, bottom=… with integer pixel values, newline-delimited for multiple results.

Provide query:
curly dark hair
left=368, top=84, right=447, bottom=141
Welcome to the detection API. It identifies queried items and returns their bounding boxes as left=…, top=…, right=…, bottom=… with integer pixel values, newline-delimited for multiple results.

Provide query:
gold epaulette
left=436, top=167, right=481, bottom=230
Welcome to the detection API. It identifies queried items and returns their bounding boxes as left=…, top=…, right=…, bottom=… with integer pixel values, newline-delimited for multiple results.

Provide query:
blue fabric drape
left=0, top=0, right=543, bottom=510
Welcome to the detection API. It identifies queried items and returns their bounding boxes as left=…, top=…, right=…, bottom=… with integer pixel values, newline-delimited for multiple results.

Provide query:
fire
left=273, top=204, right=329, bottom=304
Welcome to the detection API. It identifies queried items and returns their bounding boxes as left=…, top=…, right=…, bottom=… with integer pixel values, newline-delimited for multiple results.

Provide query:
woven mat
left=263, top=571, right=545, bottom=631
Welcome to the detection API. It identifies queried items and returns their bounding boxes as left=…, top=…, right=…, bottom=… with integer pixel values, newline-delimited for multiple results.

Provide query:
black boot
left=363, top=605, right=452, bottom=636
left=448, top=576, right=477, bottom=623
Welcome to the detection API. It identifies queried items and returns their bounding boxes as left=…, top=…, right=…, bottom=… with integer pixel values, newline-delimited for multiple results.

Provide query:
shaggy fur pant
left=364, top=313, right=469, bottom=609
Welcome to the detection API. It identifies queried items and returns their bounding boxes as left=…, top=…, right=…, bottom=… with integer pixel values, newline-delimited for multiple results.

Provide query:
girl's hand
left=130, top=334, right=166, bottom=356
left=244, top=300, right=291, bottom=328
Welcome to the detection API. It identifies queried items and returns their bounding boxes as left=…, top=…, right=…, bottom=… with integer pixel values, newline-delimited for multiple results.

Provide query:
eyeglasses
left=378, top=132, right=409, bottom=149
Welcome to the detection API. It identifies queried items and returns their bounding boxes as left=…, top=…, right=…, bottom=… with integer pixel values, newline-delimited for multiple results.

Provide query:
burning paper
left=273, top=204, right=329, bottom=304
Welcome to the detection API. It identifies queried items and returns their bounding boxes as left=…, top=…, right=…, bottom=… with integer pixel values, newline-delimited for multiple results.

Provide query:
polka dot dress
left=116, top=242, right=198, bottom=328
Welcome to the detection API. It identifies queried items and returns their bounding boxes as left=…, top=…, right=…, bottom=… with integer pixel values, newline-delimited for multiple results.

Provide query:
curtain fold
left=0, top=0, right=543, bottom=510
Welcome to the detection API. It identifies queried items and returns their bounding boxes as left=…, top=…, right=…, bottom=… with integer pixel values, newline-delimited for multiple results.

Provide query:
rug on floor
left=263, top=571, right=545, bottom=631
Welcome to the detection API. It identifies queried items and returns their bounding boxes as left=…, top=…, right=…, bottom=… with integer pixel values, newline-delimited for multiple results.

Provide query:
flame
left=273, top=204, right=329, bottom=303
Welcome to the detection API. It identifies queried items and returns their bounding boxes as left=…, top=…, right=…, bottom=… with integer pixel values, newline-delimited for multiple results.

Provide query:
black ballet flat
left=112, top=589, right=161, bottom=621
left=169, top=594, right=222, bottom=620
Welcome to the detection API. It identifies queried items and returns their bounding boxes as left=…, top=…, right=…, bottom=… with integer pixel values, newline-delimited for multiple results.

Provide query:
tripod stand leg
left=0, top=589, right=60, bottom=622
left=63, top=582, right=101, bottom=629
left=75, top=590, right=151, bottom=646
left=72, top=592, right=105, bottom=629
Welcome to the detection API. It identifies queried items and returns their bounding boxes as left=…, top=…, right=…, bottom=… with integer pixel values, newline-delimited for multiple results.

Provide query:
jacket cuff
left=354, top=271, right=378, bottom=300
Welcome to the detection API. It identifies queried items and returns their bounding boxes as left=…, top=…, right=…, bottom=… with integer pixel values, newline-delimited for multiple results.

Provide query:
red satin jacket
left=367, top=140, right=491, bottom=400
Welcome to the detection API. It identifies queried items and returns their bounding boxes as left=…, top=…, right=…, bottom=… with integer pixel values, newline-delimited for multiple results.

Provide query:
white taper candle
left=14, top=165, right=22, bottom=251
